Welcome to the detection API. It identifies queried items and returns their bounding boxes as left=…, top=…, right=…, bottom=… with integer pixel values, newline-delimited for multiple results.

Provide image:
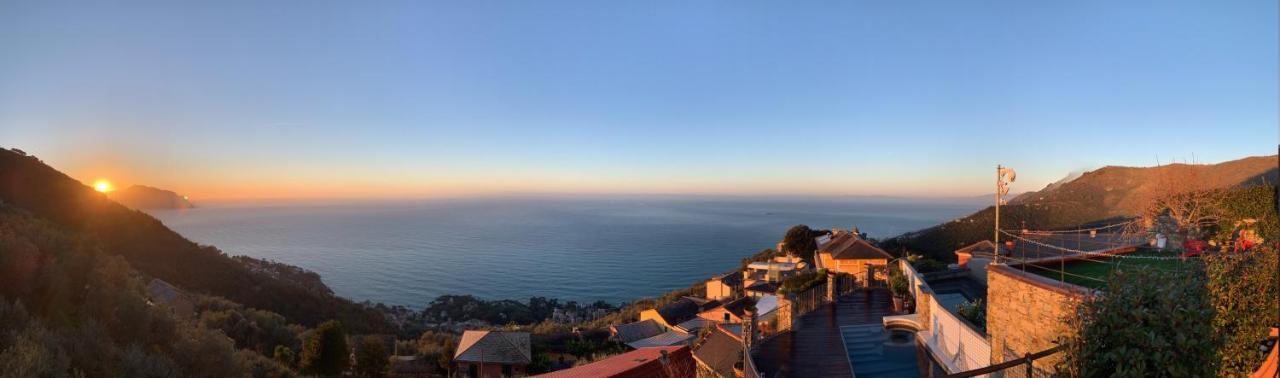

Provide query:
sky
left=1, top=0, right=1277, bottom=201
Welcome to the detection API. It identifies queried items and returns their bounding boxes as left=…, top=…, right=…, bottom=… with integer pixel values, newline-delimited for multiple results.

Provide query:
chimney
left=742, top=306, right=758, bottom=350
left=659, top=349, right=670, bottom=366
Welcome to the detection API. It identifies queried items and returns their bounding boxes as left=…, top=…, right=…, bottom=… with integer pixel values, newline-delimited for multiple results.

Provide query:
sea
left=147, top=195, right=982, bottom=309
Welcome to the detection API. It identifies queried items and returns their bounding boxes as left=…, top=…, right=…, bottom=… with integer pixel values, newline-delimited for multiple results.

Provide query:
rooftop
left=533, top=346, right=695, bottom=378
left=454, top=330, right=531, bottom=365
left=626, top=330, right=695, bottom=349
left=821, top=232, right=894, bottom=260
left=752, top=289, right=896, bottom=377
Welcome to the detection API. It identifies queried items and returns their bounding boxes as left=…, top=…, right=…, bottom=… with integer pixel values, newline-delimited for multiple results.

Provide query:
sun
left=93, top=179, right=113, bottom=193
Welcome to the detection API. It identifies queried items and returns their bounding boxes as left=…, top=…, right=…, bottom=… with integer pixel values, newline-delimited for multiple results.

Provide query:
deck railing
left=945, top=345, right=1064, bottom=378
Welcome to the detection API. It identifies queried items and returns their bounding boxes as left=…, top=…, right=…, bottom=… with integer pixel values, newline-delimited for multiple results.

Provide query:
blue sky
left=1, top=1, right=1276, bottom=200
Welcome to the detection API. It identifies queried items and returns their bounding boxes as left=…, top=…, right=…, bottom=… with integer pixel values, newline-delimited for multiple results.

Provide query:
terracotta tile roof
left=454, top=331, right=531, bottom=365
left=611, top=319, right=665, bottom=344
left=955, top=240, right=997, bottom=255
left=533, top=346, right=695, bottom=378
left=821, top=232, right=893, bottom=260
left=693, top=326, right=743, bottom=378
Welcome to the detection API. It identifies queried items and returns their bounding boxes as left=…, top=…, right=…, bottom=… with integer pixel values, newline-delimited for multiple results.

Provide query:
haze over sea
left=148, top=196, right=983, bottom=308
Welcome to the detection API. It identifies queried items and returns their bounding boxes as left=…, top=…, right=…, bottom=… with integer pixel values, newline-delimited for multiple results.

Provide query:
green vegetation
left=778, top=270, right=828, bottom=295
left=1203, top=246, right=1278, bottom=375
left=0, top=149, right=391, bottom=334
left=1059, top=246, right=1278, bottom=377
left=888, top=272, right=909, bottom=298
left=418, top=295, right=616, bottom=326
left=954, top=299, right=985, bottom=330
left=353, top=335, right=390, bottom=377
left=782, top=225, right=823, bottom=264
left=1058, top=267, right=1220, bottom=377
left=0, top=205, right=290, bottom=376
left=299, top=320, right=349, bottom=376
left=1023, top=250, right=1195, bottom=289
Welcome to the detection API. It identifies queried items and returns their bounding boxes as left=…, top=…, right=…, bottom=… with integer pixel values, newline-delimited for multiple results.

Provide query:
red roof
left=822, top=233, right=893, bottom=260
left=533, top=346, right=695, bottom=378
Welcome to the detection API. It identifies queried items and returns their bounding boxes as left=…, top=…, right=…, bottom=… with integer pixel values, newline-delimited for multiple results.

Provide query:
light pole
left=995, top=165, right=1016, bottom=264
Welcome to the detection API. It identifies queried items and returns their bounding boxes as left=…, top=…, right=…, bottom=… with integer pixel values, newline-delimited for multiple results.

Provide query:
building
left=742, top=255, right=807, bottom=293
left=531, top=346, right=695, bottom=378
left=704, top=272, right=743, bottom=301
left=815, top=230, right=893, bottom=284
left=614, top=297, right=723, bottom=349
left=953, top=240, right=997, bottom=269
left=453, top=331, right=531, bottom=378
left=692, top=325, right=745, bottom=378
left=697, top=296, right=757, bottom=325
left=639, top=297, right=707, bottom=329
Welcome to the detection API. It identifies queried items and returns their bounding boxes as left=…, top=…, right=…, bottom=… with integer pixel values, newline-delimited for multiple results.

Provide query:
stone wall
left=986, top=264, right=1091, bottom=375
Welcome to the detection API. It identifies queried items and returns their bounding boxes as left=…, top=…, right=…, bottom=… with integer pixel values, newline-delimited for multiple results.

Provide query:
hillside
left=883, top=155, right=1278, bottom=260
left=107, top=185, right=195, bottom=209
left=0, top=148, right=391, bottom=333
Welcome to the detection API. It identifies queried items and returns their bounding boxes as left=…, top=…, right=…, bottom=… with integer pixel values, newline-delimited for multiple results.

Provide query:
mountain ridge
left=883, top=154, right=1277, bottom=260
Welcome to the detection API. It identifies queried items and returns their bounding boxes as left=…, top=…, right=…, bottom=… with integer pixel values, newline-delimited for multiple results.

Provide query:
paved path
left=751, top=288, right=896, bottom=377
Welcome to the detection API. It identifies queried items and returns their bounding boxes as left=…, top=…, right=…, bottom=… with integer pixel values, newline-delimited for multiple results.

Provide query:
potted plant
left=888, top=273, right=910, bottom=312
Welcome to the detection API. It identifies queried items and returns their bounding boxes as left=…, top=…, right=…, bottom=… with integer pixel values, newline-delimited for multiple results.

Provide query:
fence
left=926, top=293, right=992, bottom=373
left=901, top=259, right=994, bottom=375
left=761, top=273, right=858, bottom=337
left=946, top=345, right=1063, bottom=378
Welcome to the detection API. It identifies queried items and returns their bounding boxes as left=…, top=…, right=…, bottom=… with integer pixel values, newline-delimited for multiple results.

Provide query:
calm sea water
left=148, top=196, right=980, bottom=309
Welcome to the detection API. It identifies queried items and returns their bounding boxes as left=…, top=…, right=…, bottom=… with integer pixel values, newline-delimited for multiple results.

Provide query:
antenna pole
left=995, top=165, right=1002, bottom=264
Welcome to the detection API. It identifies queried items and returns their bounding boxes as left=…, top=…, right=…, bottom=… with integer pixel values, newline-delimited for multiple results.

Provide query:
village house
left=741, top=254, right=807, bottom=296
left=453, top=330, right=531, bottom=378
left=639, top=297, right=714, bottom=330
left=696, top=296, right=757, bottom=325
left=815, top=229, right=893, bottom=284
left=612, top=297, right=723, bottom=349
left=692, top=324, right=745, bottom=378
left=704, top=272, right=742, bottom=301
left=531, top=345, right=695, bottom=378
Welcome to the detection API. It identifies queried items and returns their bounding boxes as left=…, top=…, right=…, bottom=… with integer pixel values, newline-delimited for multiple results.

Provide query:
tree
left=299, top=320, right=350, bottom=376
left=782, top=225, right=820, bottom=264
left=272, top=345, right=296, bottom=368
left=354, top=336, right=389, bottom=377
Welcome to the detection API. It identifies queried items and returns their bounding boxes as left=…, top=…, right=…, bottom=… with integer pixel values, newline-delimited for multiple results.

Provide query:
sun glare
left=93, top=179, right=113, bottom=193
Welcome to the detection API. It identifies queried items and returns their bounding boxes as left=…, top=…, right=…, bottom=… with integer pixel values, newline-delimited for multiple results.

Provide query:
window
left=502, top=364, right=513, bottom=377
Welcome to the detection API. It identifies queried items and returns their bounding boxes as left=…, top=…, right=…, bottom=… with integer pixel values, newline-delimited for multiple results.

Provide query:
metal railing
left=945, top=345, right=1064, bottom=378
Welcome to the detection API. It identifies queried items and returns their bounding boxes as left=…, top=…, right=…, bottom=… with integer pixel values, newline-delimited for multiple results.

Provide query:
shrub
left=299, top=320, right=349, bottom=376
left=888, top=273, right=909, bottom=298
left=778, top=270, right=828, bottom=295
left=1203, top=246, right=1279, bottom=375
left=954, top=299, right=985, bottom=330
left=1058, top=267, right=1219, bottom=377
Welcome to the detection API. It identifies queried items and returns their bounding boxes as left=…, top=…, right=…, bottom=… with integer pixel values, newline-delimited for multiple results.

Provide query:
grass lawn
left=1024, top=249, right=1197, bottom=289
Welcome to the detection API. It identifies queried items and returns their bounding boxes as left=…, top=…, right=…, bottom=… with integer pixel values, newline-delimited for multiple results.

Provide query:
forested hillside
left=883, top=155, right=1278, bottom=260
left=0, top=148, right=390, bottom=333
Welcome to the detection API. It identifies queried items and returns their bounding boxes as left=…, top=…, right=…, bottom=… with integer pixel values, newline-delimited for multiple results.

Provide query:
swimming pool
left=841, top=324, right=925, bottom=378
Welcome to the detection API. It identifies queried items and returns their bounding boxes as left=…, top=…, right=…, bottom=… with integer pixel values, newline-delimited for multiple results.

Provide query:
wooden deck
left=751, top=288, right=896, bottom=377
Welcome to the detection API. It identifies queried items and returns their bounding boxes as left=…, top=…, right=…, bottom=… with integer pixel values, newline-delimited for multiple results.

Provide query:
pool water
left=841, top=324, right=923, bottom=378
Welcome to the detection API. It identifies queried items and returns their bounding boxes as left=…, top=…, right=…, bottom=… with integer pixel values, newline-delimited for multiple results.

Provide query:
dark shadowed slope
left=0, top=148, right=390, bottom=333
